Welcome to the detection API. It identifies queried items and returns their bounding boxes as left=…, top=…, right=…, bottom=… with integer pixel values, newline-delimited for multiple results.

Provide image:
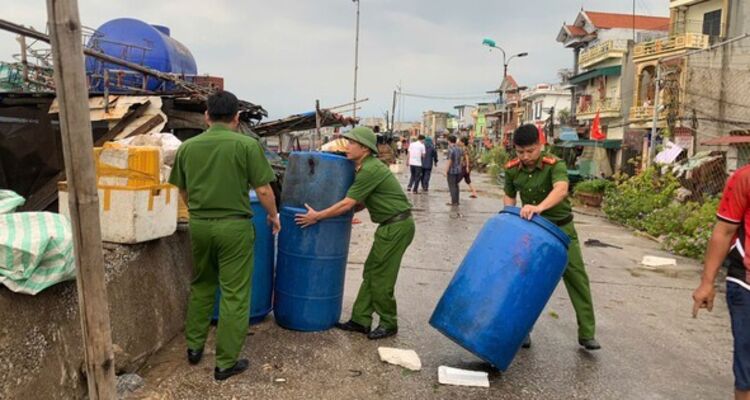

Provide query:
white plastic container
left=59, top=183, right=178, bottom=244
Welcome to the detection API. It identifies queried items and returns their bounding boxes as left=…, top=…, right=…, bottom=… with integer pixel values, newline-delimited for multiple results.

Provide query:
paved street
left=132, top=167, right=734, bottom=400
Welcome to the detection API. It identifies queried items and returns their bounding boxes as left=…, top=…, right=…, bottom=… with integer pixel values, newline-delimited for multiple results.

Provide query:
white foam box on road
left=438, top=366, right=490, bottom=388
left=59, top=183, right=178, bottom=244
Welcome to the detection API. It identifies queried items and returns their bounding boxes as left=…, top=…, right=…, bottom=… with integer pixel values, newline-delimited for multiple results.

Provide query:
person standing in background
left=406, top=135, right=426, bottom=194
left=420, top=136, right=438, bottom=192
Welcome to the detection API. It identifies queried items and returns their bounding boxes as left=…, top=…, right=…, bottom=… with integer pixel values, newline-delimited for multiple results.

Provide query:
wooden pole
left=315, top=99, right=322, bottom=150
left=45, top=1, right=116, bottom=398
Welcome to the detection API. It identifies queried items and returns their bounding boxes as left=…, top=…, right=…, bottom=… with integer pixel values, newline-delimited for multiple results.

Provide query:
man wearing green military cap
left=296, top=126, right=415, bottom=340
left=503, top=124, right=600, bottom=351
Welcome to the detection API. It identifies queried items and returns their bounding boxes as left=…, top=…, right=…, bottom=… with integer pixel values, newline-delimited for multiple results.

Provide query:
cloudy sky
left=1, top=0, right=668, bottom=121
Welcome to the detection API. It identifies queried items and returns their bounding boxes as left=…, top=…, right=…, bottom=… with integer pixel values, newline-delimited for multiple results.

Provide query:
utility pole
left=648, top=63, right=662, bottom=166
left=352, top=0, right=360, bottom=118
left=390, top=89, right=397, bottom=133
left=45, top=0, right=116, bottom=399
left=549, top=106, right=555, bottom=142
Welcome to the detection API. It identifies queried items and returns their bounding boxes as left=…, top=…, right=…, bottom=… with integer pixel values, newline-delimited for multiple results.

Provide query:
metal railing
left=579, top=39, right=629, bottom=68
left=633, top=32, right=709, bottom=59
left=577, top=97, right=622, bottom=116
left=629, top=105, right=668, bottom=121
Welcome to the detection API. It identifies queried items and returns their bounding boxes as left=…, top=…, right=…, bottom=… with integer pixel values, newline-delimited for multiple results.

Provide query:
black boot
left=187, top=348, right=203, bottom=365
left=521, top=334, right=531, bottom=349
left=335, top=320, right=370, bottom=334
left=214, top=359, right=249, bottom=381
left=367, top=326, right=398, bottom=340
left=578, top=338, right=601, bottom=350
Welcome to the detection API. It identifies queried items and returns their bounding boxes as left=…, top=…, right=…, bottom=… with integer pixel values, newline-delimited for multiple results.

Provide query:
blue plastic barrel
left=429, top=207, right=571, bottom=371
left=281, top=152, right=355, bottom=211
left=212, top=191, right=275, bottom=324
left=274, top=206, right=352, bottom=331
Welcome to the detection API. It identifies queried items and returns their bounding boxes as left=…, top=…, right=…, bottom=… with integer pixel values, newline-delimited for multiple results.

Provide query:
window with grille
left=703, top=10, right=722, bottom=38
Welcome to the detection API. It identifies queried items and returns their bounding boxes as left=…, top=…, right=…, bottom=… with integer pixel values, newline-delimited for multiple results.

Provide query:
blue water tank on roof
left=429, top=207, right=571, bottom=371
left=85, top=18, right=197, bottom=92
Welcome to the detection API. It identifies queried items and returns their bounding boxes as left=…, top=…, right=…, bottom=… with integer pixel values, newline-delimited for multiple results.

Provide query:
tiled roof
left=584, top=11, right=670, bottom=31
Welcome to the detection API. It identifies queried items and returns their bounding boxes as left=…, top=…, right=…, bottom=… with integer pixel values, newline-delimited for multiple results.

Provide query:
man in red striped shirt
left=693, top=165, right=750, bottom=400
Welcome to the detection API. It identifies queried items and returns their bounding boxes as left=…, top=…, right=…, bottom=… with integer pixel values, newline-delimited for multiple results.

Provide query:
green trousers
left=186, top=218, right=255, bottom=369
left=351, top=218, right=415, bottom=330
left=559, top=222, right=596, bottom=340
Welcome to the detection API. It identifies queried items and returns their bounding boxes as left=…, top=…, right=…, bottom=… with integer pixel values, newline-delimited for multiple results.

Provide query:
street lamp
left=482, top=38, right=528, bottom=78
left=352, top=0, right=361, bottom=118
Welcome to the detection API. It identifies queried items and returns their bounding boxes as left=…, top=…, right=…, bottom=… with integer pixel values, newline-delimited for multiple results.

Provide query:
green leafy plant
left=602, top=167, right=680, bottom=231
left=574, top=179, right=613, bottom=195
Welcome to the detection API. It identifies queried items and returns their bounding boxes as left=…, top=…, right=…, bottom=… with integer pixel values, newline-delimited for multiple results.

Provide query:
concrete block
left=377, top=347, right=422, bottom=371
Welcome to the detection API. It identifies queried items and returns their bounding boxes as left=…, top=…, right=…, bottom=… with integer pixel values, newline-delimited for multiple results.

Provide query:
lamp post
left=352, top=0, right=360, bottom=118
left=482, top=38, right=528, bottom=78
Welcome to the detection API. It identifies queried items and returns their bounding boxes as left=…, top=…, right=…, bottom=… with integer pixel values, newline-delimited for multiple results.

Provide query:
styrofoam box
left=59, top=185, right=178, bottom=244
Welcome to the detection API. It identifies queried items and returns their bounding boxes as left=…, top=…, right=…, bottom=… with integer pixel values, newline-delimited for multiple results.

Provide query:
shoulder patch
left=542, top=156, right=557, bottom=165
left=505, top=158, right=521, bottom=169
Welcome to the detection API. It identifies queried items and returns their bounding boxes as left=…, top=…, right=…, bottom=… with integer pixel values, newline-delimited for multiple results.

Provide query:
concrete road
left=131, top=166, right=734, bottom=400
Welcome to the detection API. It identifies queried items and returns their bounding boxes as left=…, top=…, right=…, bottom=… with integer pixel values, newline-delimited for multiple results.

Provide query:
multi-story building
left=453, top=104, right=477, bottom=131
left=520, top=83, right=572, bottom=139
left=485, top=75, right=524, bottom=146
left=557, top=10, right=670, bottom=140
left=629, top=0, right=727, bottom=137
left=679, top=0, right=750, bottom=171
left=421, top=110, right=450, bottom=138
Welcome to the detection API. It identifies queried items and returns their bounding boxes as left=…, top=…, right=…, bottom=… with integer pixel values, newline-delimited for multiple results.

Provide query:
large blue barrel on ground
left=281, top=152, right=355, bottom=210
left=212, top=191, right=274, bottom=324
left=429, top=207, right=571, bottom=371
left=274, top=206, right=352, bottom=331
left=85, top=18, right=197, bottom=92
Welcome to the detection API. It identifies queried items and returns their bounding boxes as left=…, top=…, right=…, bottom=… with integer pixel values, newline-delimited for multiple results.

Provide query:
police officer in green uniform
left=503, top=124, right=600, bottom=351
left=169, top=91, right=280, bottom=380
left=296, top=126, right=415, bottom=340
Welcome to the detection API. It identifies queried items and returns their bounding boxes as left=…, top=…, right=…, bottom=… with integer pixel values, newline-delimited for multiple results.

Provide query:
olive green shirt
left=169, top=124, right=276, bottom=219
left=504, top=153, right=571, bottom=222
left=346, top=155, right=412, bottom=224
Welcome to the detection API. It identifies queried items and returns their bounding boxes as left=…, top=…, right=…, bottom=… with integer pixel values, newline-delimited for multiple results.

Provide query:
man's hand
left=267, top=214, right=281, bottom=235
left=520, top=205, right=544, bottom=220
left=295, top=204, right=320, bottom=228
left=692, top=282, right=716, bottom=318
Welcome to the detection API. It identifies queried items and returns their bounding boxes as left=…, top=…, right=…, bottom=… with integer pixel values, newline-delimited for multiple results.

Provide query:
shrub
left=574, top=179, right=613, bottom=195
left=602, top=167, right=680, bottom=231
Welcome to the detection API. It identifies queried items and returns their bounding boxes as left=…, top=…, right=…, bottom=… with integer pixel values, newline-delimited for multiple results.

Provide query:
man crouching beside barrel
left=503, top=124, right=600, bottom=351
left=296, top=126, right=415, bottom=340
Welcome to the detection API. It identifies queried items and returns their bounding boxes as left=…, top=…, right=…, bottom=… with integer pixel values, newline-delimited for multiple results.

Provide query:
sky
left=0, top=0, right=668, bottom=121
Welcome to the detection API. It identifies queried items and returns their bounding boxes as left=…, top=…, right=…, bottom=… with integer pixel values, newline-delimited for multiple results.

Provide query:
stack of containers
left=58, top=142, right=177, bottom=244
left=274, top=152, right=356, bottom=331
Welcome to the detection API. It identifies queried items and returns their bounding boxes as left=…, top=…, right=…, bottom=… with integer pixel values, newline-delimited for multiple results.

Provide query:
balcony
left=633, top=32, right=709, bottom=61
left=629, top=105, right=668, bottom=123
left=579, top=39, right=629, bottom=69
left=577, top=98, right=622, bottom=120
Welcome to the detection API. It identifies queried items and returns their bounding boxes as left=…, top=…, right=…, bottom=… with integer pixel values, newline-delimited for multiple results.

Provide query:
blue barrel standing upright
left=275, top=152, right=356, bottom=331
left=429, top=207, right=571, bottom=371
left=274, top=207, right=353, bottom=331
left=212, top=190, right=275, bottom=324
left=281, top=152, right=355, bottom=211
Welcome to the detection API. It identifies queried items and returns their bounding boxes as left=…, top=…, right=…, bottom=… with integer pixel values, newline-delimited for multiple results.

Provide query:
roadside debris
left=437, top=366, right=489, bottom=388
left=116, top=373, right=144, bottom=398
left=641, top=256, right=677, bottom=268
left=584, top=239, right=623, bottom=249
left=378, top=347, right=422, bottom=371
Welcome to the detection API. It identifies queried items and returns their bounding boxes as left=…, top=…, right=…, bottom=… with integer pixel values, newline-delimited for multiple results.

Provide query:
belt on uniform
left=551, top=214, right=573, bottom=227
left=380, top=210, right=412, bottom=226
left=192, top=215, right=249, bottom=221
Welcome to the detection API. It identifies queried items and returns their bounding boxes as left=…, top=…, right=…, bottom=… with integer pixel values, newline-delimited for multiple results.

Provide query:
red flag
left=536, top=123, right=547, bottom=145
left=590, top=110, right=606, bottom=141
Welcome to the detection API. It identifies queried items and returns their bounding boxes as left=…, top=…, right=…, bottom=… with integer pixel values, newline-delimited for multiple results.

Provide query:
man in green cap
left=169, top=90, right=280, bottom=380
left=296, top=126, right=415, bottom=340
left=503, top=124, right=600, bottom=351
